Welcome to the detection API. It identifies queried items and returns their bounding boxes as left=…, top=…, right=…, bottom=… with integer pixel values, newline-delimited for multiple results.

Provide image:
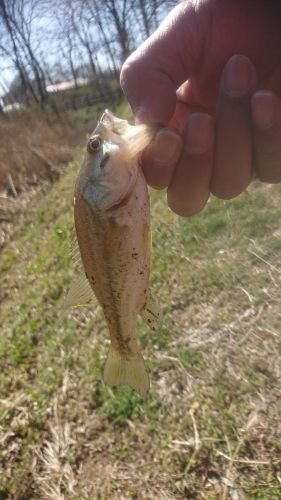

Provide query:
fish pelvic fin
left=103, top=346, right=150, bottom=398
left=64, top=274, right=97, bottom=309
left=140, top=291, right=163, bottom=331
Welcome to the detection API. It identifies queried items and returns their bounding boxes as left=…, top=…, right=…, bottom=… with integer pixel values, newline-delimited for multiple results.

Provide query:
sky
left=0, top=1, right=174, bottom=99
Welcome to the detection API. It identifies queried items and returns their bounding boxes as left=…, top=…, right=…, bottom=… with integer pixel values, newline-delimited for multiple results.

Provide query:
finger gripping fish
left=66, top=110, right=162, bottom=398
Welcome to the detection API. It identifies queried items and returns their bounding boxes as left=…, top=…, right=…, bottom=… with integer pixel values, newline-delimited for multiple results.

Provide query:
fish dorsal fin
left=64, top=274, right=97, bottom=309
left=140, top=291, right=163, bottom=331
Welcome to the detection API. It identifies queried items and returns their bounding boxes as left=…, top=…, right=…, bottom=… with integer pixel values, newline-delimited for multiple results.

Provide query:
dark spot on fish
left=147, top=319, right=151, bottom=324
left=132, top=252, right=138, bottom=259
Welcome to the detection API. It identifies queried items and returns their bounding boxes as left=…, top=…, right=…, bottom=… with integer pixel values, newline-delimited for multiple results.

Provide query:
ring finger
left=252, top=91, right=281, bottom=183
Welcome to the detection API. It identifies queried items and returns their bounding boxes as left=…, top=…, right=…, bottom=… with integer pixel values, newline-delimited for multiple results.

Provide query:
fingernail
left=252, top=91, right=274, bottom=129
left=223, top=55, right=254, bottom=96
left=185, top=113, right=214, bottom=154
left=151, top=129, right=182, bottom=164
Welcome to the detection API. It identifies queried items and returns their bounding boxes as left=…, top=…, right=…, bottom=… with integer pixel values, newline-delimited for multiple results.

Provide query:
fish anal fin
left=140, top=291, right=162, bottom=331
left=64, top=274, right=97, bottom=309
left=103, top=346, right=150, bottom=399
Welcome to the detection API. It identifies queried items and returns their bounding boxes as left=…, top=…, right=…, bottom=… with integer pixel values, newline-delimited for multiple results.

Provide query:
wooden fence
left=51, top=89, right=123, bottom=112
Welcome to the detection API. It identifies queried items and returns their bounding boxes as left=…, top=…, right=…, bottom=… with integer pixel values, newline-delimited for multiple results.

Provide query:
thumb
left=120, top=2, right=207, bottom=124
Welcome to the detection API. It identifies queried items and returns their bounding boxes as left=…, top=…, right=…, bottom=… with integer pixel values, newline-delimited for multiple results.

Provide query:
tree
left=0, top=0, right=174, bottom=109
left=0, top=0, right=48, bottom=106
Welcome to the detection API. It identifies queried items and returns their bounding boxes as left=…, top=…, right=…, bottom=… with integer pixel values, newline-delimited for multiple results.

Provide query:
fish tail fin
left=103, top=346, right=150, bottom=398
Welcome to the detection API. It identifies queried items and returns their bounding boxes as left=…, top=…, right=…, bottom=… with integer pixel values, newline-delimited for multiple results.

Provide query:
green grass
left=1, top=115, right=281, bottom=498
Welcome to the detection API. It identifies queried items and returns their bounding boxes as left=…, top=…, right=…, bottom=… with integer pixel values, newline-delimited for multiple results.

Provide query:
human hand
left=121, top=0, right=281, bottom=216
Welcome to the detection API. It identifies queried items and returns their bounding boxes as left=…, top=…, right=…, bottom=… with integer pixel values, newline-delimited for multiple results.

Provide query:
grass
left=0, top=109, right=75, bottom=194
left=0, top=87, right=121, bottom=195
left=0, top=108, right=281, bottom=498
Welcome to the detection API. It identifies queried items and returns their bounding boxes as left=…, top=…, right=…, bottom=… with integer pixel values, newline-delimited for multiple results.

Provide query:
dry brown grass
left=0, top=106, right=95, bottom=251
left=34, top=372, right=78, bottom=500
left=0, top=108, right=87, bottom=195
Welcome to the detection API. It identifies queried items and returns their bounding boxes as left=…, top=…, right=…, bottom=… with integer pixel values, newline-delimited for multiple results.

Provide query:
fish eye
left=87, top=135, right=102, bottom=153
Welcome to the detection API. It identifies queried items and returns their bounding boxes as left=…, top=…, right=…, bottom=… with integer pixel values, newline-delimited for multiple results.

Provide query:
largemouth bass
left=65, top=110, right=162, bottom=398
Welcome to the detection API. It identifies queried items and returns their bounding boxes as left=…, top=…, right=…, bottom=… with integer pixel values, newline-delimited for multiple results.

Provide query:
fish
left=65, top=110, right=162, bottom=398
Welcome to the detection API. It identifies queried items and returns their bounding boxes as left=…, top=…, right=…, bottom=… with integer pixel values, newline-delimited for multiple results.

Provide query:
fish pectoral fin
left=140, top=291, right=163, bottom=331
left=103, top=347, right=150, bottom=399
left=124, top=124, right=155, bottom=159
left=64, top=274, right=97, bottom=309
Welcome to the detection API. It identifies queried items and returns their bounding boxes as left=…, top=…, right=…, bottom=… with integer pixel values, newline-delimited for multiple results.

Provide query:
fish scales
left=74, top=170, right=150, bottom=356
left=66, top=110, right=162, bottom=398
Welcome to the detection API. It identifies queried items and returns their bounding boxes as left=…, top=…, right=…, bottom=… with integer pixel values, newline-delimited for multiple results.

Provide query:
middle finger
left=211, top=55, right=257, bottom=199
left=167, top=112, right=214, bottom=217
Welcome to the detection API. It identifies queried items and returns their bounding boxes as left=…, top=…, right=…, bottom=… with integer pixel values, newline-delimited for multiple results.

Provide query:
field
left=0, top=105, right=281, bottom=499
left=0, top=83, right=120, bottom=195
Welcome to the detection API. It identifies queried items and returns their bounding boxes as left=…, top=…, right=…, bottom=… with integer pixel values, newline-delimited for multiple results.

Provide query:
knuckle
left=120, top=58, right=139, bottom=94
left=120, top=61, right=131, bottom=89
